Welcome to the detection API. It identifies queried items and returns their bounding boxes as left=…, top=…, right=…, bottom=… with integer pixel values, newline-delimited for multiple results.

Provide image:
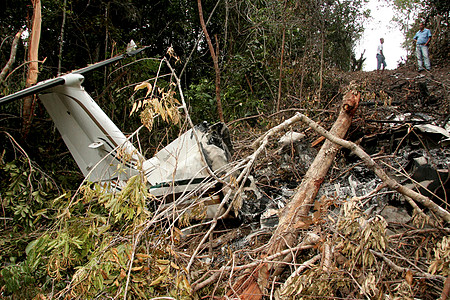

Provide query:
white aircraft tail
left=38, top=73, right=142, bottom=183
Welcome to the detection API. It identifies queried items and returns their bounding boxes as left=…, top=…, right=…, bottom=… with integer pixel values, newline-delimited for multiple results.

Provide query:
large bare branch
left=266, top=91, right=360, bottom=270
left=22, top=0, right=42, bottom=137
left=296, top=112, right=450, bottom=223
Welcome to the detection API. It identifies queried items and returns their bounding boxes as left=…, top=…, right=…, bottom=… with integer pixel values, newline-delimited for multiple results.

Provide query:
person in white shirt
left=376, top=38, right=386, bottom=73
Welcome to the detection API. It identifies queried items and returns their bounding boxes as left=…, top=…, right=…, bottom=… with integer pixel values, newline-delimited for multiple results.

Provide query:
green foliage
left=277, top=199, right=389, bottom=299
left=1, top=0, right=369, bottom=128
left=218, top=0, right=366, bottom=114
left=0, top=154, right=63, bottom=297
left=186, top=79, right=219, bottom=123
left=392, top=0, right=449, bottom=60
left=0, top=157, right=58, bottom=231
left=0, top=153, right=198, bottom=299
left=43, top=172, right=194, bottom=299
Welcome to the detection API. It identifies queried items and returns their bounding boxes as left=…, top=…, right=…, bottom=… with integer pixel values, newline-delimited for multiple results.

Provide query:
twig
left=250, top=110, right=305, bottom=149
left=370, top=250, right=445, bottom=280
left=3, top=59, right=47, bottom=83
left=278, top=254, right=321, bottom=294
left=0, top=29, right=23, bottom=83
left=354, top=183, right=387, bottom=207
left=123, top=219, right=154, bottom=300
left=389, top=228, right=450, bottom=239
left=321, top=242, right=332, bottom=272
left=3, top=132, right=34, bottom=191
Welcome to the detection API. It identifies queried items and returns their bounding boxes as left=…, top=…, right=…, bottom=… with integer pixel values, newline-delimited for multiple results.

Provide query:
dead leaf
left=405, top=269, right=413, bottom=285
left=134, top=82, right=152, bottom=97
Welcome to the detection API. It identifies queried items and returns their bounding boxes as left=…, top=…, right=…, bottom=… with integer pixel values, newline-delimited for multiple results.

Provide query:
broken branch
left=233, top=89, right=360, bottom=299
left=267, top=91, right=360, bottom=276
left=278, top=254, right=321, bottom=295
left=192, top=243, right=317, bottom=292
left=295, top=112, right=450, bottom=223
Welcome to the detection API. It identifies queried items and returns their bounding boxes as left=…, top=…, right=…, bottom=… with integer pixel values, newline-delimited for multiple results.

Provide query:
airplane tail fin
left=38, top=73, right=142, bottom=184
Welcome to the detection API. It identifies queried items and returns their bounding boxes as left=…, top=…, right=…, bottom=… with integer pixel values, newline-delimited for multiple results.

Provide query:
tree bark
left=267, top=90, right=360, bottom=271
left=318, top=30, right=324, bottom=100
left=197, top=0, right=224, bottom=122
left=22, top=0, right=42, bottom=137
left=442, top=275, right=450, bottom=300
left=0, top=29, right=23, bottom=83
left=235, top=89, right=360, bottom=299
left=276, top=0, right=288, bottom=112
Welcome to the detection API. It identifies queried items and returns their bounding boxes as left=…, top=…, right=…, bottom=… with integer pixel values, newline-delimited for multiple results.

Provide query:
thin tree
left=197, top=0, right=224, bottom=122
left=57, top=0, right=67, bottom=76
left=0, top=29, right=23, bottom=83
left=276, top=0, right=288, bottom=112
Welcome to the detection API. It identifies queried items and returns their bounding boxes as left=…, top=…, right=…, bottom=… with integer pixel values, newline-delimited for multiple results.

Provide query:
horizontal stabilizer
left=0, top=78, right=65, bottom=105
left=0, top=46, right=150, bottom=105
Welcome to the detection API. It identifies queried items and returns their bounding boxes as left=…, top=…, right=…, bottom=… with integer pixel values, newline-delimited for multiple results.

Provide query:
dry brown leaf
left=405, top=269, right=413, bottom=285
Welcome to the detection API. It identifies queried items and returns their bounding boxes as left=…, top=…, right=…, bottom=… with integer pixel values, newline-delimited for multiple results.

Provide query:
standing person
left=376, top=38, right=386, bottom=73
left=413, top=22, right=432, bottom=72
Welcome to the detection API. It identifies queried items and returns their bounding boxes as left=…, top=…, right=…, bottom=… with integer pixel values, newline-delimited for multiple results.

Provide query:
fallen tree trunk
left=267, top=90, right=360, bottom=271
left=234, top=89, right=360, bottom=299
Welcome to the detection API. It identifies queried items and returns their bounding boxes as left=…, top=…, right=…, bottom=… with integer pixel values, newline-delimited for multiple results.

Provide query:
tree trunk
left=318, top=30, right=324, bottom=101
left=22, top=0, right=42, bottom=137
left=103, top=2, right=110, bottom=86
left=57, top=0, right=67, bottom=76
left=235, top=89, right=361, bottom=299
left=197, top=0, right=224, bottom=122
left=276, top=0, right=288, bottom=112
left=269, top=89, right=360, bottom=269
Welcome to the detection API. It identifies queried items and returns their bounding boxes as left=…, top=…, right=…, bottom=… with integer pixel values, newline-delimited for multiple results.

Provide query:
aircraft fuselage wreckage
left=0, top=48, right=233, bottom=219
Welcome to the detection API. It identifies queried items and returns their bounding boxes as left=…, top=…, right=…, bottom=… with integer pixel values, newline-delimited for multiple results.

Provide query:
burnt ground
left=229, top=59, right=450, bottom=221
left=184, top=60, right=450, bottom=299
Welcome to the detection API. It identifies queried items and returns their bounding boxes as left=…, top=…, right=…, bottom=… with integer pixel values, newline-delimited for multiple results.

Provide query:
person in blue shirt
left=413, top=22, right=432, bottom=72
